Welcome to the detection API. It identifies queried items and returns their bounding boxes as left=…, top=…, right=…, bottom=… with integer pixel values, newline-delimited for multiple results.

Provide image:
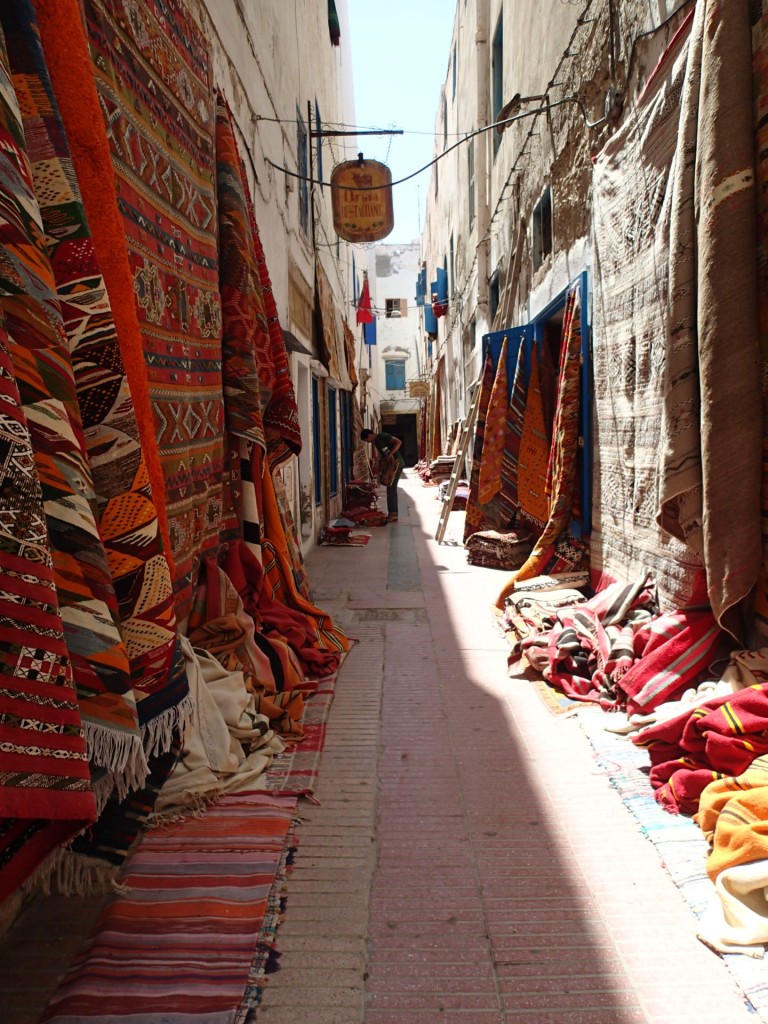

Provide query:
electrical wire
left=265, top=94, right=606, bottom=193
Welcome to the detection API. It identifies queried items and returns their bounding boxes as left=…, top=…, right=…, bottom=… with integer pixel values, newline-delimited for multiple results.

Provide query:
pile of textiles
left=452, top=484, right=470, bottom=511
left=429, top=455, right=455, bottom=482
left=345, top=479, right=379, bottom=510
left=0, top=0, right=350, bottom=903
left=505, top=576, right=723, bottom=712
left=632, top=664, right=768, bottom=816
left=414, top=459, right=432, bottom=483
left=438, top=478, right=468, bottom=501
left=340, top=507, right=388, bottom=528
left=465, top=529, right=532, bottom=570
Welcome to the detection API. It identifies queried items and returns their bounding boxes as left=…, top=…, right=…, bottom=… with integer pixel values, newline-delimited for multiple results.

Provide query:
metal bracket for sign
left=435, top=381, right=481, bottom=545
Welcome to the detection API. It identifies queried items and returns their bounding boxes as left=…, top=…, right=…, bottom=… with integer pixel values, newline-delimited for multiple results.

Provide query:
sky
left=345, top=0, right=457, bottom=245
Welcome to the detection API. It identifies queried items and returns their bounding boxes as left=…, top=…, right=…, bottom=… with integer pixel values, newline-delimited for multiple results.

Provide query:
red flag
left=356, top=273, right=374, bottom=325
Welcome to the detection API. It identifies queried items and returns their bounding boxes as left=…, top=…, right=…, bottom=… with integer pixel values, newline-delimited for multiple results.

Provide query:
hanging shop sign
left=331, top=156, right=394, bottom=243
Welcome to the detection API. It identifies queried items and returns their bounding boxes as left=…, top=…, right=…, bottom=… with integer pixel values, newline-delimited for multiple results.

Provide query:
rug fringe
left=234, top=815, right=301, bottom=1024
left=141, top=691, right=193, bottom=758
left=83, top=721, right=149, bottom=800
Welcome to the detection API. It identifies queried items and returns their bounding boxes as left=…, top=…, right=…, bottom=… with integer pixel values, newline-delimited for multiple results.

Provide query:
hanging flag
left=357, top=271, right=374, bottom=324
left=364, top=319, right=377, bottom=346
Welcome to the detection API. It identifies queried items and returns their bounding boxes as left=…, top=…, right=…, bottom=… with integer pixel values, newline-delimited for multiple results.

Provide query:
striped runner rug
left=40, top=792, right=297, bottom=1023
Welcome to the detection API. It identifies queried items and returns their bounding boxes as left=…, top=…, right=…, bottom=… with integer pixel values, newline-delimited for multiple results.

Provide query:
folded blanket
left=633, top=683, right=768, bottom=814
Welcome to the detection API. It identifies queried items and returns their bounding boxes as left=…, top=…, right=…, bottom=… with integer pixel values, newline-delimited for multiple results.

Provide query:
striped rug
left=40, top=792, right=297, bottom=1023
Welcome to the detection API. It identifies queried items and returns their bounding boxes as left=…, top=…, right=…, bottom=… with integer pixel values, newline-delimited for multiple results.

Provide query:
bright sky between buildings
left=345, top=0, right=458, bottom=245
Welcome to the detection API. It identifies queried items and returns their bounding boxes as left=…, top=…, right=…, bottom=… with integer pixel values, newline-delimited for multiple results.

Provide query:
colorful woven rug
left=478, top=336, right=508, bottom=504
left=498, top=284, right=589, bottom=605
left=8, top=0, right=189, bottom=760
left=40, top=792, right=298, bottom=1024
left=255, top=673, right=338, bottom=795
left=578, top=705, right=768, bottom=1019
left=463, top=351, right=495, bottom=541
left=84, top=0, right=235, bottom=623
left=0, top=6, right=146, bottom=801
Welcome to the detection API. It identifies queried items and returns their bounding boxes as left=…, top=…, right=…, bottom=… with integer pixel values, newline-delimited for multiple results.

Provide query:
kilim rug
left=7, top=0, right=190, bottom=760
left=591, top=12, right=704, bottom=613
left=39, top=792, right=298, bottom=1024
left=0, top=7, right=146, bottom=802
left=577, top=705, right=768, bottom=1020
left=477, top=336, right=508, bottom=505
left=32, top=0, right=173, bottom=564
left=0, top=313, right=96, bottom=900
left=463, top=351, right=496, bottom=542
left=84, top=0, right=235, bottom=623
left=254, top=672, right=338, bottom=795
left=497, top=284, right=589, bottom=605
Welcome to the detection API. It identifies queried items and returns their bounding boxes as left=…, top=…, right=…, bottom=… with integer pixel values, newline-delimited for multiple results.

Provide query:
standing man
left=361, top=428, right=405, bottom=523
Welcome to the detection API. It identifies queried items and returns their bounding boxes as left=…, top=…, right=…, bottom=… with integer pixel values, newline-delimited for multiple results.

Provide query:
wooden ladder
left=435, top=381, right=481, bottom=544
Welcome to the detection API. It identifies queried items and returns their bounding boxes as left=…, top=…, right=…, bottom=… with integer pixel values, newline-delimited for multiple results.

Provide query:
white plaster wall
left=421, top=0, right=690, bottom=428
left=366, top=242, right=423, bottom=411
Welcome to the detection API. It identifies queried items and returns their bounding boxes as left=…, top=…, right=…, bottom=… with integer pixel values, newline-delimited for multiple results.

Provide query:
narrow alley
left=3, top=470, right=759, bottom=1024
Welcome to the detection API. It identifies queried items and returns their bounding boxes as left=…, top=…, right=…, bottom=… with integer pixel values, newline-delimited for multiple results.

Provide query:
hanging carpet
left=463, top=351, right=496, bottom=541
left=0, top=8, right=146, bottom=807
left=9, top=0, right=190, bottom=760
left=83, top=0, right=234, bottom=623
left=657, top=0, right=761, bottom=639
left=591, top=12, right=705, bottom=611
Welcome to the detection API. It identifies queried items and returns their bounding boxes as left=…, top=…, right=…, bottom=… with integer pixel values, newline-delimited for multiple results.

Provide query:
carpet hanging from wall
left=463, top=351, right=496, bottom=542
left=657, top=0, right=761, bottom=639
left=591, top=11, right=705, bottom=613
left=750, top=1, right=768, bottom=641
left=0, top=10, right=147, bottom=803
left=478, top=336, right=508, bottom=504
left=498, top=284, right=589, bottom=605
left=83, top=0, right=235, bottom=623
left=39, top=792, right=297, bottom=1024
left=498, top=340, right=526, bottom=525
left=0, top=312, right=96, bottom=901
left=246, top=174, right=302, bottom=469
left=6, top=0, right=190, bottom=761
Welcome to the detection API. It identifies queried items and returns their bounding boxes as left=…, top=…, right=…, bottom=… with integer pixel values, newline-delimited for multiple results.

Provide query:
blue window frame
left=481, top=270, right=592, bottom=534
left=385, top=360, right=406, bottom=391
left=328, top=385, right=338, bottom=496
left=312, top=376, right=321, bottom=505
